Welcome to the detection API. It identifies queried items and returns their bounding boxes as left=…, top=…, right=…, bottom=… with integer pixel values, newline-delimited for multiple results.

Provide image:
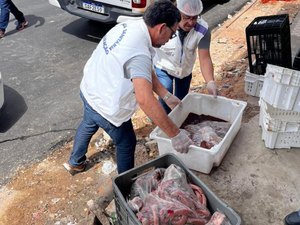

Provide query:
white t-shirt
left=154, top=18, right=209, bottom=79
left=80, top=19, right=154, bottom=126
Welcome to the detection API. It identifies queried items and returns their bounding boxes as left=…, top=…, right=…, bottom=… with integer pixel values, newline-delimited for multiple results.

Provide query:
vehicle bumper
left=49, top=0, right=61, bottom=8
left=116, top=15, right=142, bottom=23
left=55, top=0, right=143, bottom=24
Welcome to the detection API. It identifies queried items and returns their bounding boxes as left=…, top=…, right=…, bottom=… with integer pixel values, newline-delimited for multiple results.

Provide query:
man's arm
left=198, top=28, right=214, bottom=83
left=151, top=70, right=181, bottom=110
left=133, top=77, right=193, bottom=153
left=199, top=48, right=217, bottom=97
left=132, top=77, right=179, bottom=137
left=198, top=48, right=214, bottom=83
left=126, top=56, right=192, bottom=153
left=198, top=28, right=217, bottom=97
left=151, top=69, right=168, bottom=98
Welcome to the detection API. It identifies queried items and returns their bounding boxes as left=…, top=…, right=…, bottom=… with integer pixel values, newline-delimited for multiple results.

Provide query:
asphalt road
left=0, top=0, right=249, bottom=186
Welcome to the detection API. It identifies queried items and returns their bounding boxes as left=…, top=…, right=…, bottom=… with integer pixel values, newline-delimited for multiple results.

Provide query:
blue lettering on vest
left=103, top=36, right=109, bottom=55
left=103, top=23, right=128, bottom=55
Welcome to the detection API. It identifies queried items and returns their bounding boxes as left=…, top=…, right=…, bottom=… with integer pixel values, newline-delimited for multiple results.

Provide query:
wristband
left=163, top=92, right=172, bottom=101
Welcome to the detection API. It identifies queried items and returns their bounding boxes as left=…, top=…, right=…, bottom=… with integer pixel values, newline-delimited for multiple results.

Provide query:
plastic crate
left=113, top=153, right=242, bottom=225
left=244, top=69, right=265, bottom=97
left=259, top=98, right=300, bottom=132
left=293, top=50, right=300, bottom=71
left=260, top=64, right=300, bottom=112
left=260, top=119, right=300, bottom=149
left=245, top=14, right=292, bottom=75
left=149, top=93, right=247, bottom=174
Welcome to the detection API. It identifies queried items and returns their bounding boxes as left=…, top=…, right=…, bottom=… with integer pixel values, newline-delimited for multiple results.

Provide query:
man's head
left=143, top=0, right=181, bottom=48
left=177, top=0, right=203, bottom=32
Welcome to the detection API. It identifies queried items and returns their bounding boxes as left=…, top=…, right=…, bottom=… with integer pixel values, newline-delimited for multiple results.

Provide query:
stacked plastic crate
left=244, top=14, right=292, bottom=97
left=259, top=64, right=300, bottom=149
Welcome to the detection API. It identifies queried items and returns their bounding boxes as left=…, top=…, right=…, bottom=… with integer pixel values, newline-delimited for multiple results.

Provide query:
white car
left=0, top=72, right=4, bottom=110
left=49, top=0, right=153, bottom=24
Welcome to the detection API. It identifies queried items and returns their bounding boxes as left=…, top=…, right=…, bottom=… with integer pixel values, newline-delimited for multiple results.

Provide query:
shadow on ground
left=3, top=14, right=45, bottom=37
left=62, top=18, right=115, bottom=43
left=0, top=85, right=27, bottom=133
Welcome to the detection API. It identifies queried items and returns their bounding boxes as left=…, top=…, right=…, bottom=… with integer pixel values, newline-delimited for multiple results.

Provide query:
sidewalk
left=196, top=8, right=300, bottom=224
left=291, top=7, right=300, bottom=58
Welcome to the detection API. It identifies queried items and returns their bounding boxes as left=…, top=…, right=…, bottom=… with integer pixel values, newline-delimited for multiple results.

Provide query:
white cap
left=176, top=0, right=203, bottom=16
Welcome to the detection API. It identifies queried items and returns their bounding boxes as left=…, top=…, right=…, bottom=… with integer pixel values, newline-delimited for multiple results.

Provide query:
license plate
left=82, top=2, right=105, bottom=14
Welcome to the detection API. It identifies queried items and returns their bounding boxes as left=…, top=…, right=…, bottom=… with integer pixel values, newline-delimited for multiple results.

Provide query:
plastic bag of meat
left=184, top=123, right=227, bottom=149
left=184, top=124, right=201, bottom=134
left=199, top=121, right=231, bottom=138
left=128, top=164, right=228, bottom=225
left=158, top=165, right=211, bottom=216
left=159, top=164, right=197, bottom=198
left=184, top=121, right=230, bottom=136
left=181, top=128, right=192, bottom=139
left=136, top=193, right=199, bottom=225
left=199, top=126, right=223, bottom=149
left=130, top=168, right=165, bottom=201
left=137, top=164, right=211, bottom=224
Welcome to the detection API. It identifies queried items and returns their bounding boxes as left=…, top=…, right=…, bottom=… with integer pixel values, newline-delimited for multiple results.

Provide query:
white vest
left=80, top=19, right=153, bottom=126
left=154, top=18, right=209, bottom=79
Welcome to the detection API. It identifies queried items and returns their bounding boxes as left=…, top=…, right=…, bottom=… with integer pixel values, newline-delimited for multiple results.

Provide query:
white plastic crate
left=244, top=70, right=265, bottom=97
left=259, top=98, right=300, bottom=132
left=260, top=121, right=300, bottom=149
left=260, top=64, right=300, bottom=112
left=149, top=93, right=247, bottom=174
left=259, top=98, right=300, bottom=149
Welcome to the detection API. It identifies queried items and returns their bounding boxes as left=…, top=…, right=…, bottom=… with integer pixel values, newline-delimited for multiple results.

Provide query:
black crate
left=293, top=50, right=300, bottom=71
left=113, top=153, right=241, bottom=225
left=246, top=14, right=292, bottom=75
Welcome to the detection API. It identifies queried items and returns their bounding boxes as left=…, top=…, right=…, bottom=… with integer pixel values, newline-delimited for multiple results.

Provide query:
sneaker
left=285, top=210, right=300, bottom=225
left=63, top=161, right=87, bottom=175
left=0, top=30, right=5, bottom=38
left=16, top=20, right=28, bottom=31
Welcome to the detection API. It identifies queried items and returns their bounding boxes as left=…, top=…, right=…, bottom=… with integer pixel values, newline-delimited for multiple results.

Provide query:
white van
left=49, top=0, right=154, bottom=24
left=0, top=72, right=4, bottom=110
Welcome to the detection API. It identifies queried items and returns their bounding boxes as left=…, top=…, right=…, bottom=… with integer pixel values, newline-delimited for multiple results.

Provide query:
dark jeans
left=0, top=0, right=25, bottom=31
left=69, top=93, right=136, bottom=174
left=155, top=67, right=192, bottom=114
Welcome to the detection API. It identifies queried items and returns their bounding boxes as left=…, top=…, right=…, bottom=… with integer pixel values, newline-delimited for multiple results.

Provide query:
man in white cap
left=154, top=0, right=217, bottom=113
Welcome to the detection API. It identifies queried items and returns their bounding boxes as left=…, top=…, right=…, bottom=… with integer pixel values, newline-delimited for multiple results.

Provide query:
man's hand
left=207, top=80, right=218, bottom=98
left=171, top=130, right=193, bottom=153
left=163, top=92, right=181, bottom=110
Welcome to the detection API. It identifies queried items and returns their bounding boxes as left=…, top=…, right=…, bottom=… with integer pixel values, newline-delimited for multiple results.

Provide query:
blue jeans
left=69, top=93, right=137, bottom=174
left=0, top=0, right=25, bottom=31
left=155, top=67, right=192, bottom=114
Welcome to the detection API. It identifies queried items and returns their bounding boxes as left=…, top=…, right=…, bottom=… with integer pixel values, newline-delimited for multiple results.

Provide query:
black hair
left=143, top=0, right=181, bottom=28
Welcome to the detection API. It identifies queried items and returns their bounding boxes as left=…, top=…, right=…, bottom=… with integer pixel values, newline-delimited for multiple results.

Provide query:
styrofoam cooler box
left=260, top=64, right=300, bottom=112
left=259, top=98, right=300, bottom=132
left=244, top=69, right=265, bottom=97
left=149, top=93, right=247, bottom=174
left=259, top=99, right=300, bottom=149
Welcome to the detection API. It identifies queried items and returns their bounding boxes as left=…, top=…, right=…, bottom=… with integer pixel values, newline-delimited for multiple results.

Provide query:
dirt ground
left=0, top=1, right=300, bottom=225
